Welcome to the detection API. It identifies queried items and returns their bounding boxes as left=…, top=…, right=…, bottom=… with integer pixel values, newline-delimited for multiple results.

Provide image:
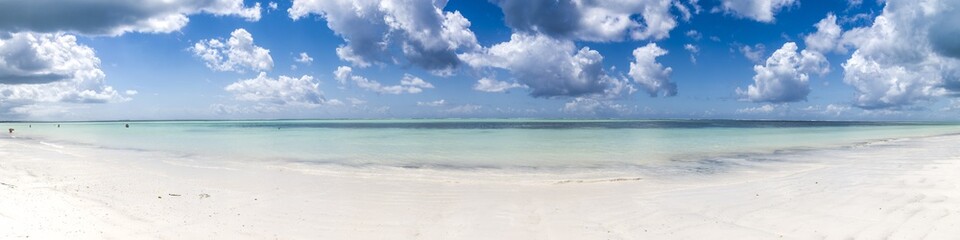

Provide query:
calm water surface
left=4, top=119, right=959, bottom=169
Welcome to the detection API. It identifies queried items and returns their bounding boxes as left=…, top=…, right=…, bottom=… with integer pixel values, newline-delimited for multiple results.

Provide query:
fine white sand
left=2, top=134, right=960, bottom=239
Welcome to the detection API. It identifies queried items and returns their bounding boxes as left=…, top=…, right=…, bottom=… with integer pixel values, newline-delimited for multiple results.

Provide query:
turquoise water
left=4, top=120, right=960, bottom=169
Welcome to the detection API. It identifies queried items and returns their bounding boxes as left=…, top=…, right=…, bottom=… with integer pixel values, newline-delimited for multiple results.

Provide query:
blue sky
left=1, top=0, right=959, bottom=120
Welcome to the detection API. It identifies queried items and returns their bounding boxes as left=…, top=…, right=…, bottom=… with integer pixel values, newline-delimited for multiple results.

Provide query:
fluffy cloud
left=739, top=43, right=766, bottom=63
left=333, top=66, right=433, bottom=94
left=735, top=104, right=777, bottom=114
left=823, top=104, right=851, bottom=116
left=446, top=104, right=483, bottom=114
left=0, top=32, right=125, bottom=116
left=684, top=44, right=700, bottom=63
left=295, top=52, right=313, bottom=64
left=473, top=77, right=525, bottom=93
left=804, top=13, right=845, bottom=53
left=1, top=34, right=74, bottom=85
left=799, top=104, right=853, bottom=116
left=629, top=43, right=677, bottom=97
left=0, top=0, right=260, bottom=36
left=289, top=0, right=479, bottom=73
left=718, top=0, right=797, bottom=23
left=191, top=28, right=273, bottom=73
left=460, top=33, right=632, bottom=98
left=737, top=42, right=829, bottom=103
left=839, top=0, right=960, bottom=109
left=492, top=0, right=681, bottom=41
left=685, top=30, right=702, bottom=40
left=562, top=97, right=634, bottom=115
left=224, top=72, right=326, bottom=106
left=417, top=99, right=446, bottom=107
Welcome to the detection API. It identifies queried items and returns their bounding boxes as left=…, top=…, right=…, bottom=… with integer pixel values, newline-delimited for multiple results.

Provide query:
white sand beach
left=2, top=134, right=960, bottom=239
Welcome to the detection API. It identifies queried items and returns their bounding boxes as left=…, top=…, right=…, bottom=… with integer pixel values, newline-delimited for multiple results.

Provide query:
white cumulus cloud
left=684, top=43, right=700, bottom=63
left=492, top=0, right=682, bottom=42
left=629, top=43, right=677, bottom=97
left=224, top=72, right=326, bottom=106
left=562, top=97, right=634, bottom=116
left=736, top=104, right=778, bottom=114
left=0, top=32, right=126, bottom=116
left=804, top=13, right=845, bottom=53
left=289, top=0, right=480, bottom=73
left=838, top=0, right=960, bottom=109
left=191, top=28, right=274, bottom=73
left=824, top=104, right=851, bottom=116
left=739, top=43, right=766, bottom=63
left=417, top=99, right=446, bottom=107
left=685, top=30, right=702, bottom=40
left=737, top=42, right=829, bottom=103
left=0, top=0, right=261, bottom=36
left=473, top=77, right=525, bottom=93
left=446, top=104, right=482, bottom=114
left=333, top=66, right=434, bottom=94
left=717, top=0, right=797, bottom=23
left=460, top=33, right=631, bottom=98
left=295, top=52, right=313, bottom=64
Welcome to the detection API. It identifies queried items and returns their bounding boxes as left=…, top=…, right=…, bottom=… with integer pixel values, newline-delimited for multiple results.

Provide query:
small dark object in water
left=125, top=124, right=129, bottom=128
left=57, top=124, right=60, bottom=128
left=7, top=128, right=12, bottom=134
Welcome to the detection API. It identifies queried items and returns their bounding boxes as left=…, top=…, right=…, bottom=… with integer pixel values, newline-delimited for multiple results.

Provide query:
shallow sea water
left=4, top=119, right=959, bottom=170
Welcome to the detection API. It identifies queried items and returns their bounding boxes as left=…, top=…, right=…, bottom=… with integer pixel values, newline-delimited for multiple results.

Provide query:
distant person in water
left=7, top=128, right=12, bottom=134
left=57, top=124, right=60, bottom=128
left=125, top=124, right=129, bottom=128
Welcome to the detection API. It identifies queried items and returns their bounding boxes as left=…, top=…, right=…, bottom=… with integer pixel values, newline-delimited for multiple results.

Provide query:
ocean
left=4, top=119, right=960, bottom=170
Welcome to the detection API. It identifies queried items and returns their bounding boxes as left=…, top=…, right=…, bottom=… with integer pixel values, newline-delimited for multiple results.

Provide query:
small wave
left=39, top=141, right=64, bottom=149
left=161, top=160, right=238, bottom=171
left=846, top=137, right=910, bottom=149
left=554, top=177, right=643, bottom=184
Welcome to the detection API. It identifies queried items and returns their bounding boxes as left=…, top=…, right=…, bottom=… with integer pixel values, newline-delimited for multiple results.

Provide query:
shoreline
left=3, top=133, right=960, bottom=239
left=5, top=120, right=959, bottom=172
left=1, top=129, right=950, bottom=174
